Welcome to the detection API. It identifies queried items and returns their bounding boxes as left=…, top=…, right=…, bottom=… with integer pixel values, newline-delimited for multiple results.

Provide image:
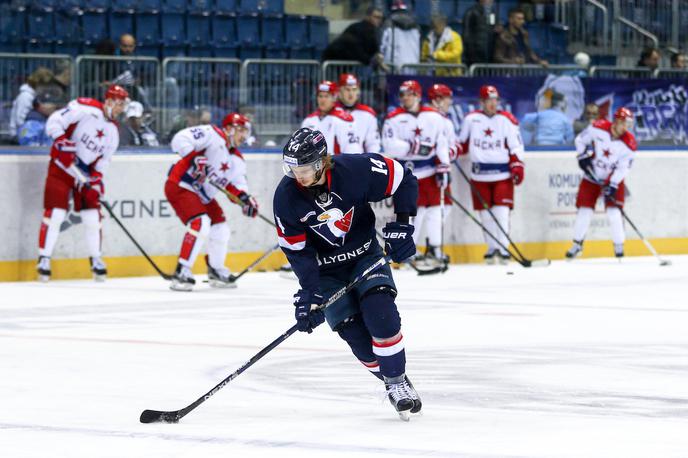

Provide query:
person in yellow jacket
left=421, top=14, right=464, bottom=76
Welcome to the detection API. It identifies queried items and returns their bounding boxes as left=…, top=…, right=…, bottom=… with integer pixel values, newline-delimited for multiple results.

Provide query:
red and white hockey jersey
left=441, top=113, right=459, bottom=161
left=335, top=102, right=381, bottom=153
left=45, top=98, right=120, bottom=175
left=301, top=108, right=359, bottom=155
left=169, top=125, right=248, bottom=204
left=381, top=106, right=450, bottom=179
left=457, top=110, right=525, bottom=182
left=575, top=119, right=637, bottom=187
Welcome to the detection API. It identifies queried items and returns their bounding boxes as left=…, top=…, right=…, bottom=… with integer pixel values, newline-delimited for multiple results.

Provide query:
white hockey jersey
left=457, top=110, right=525, bottom=182
left=45, top=98, right=120, bottom=175
left=441, top=113, right=459, bottom=161
left=575, top=119, right=637, bottom=187
left=382, top=106, right=450, bottom=179
left=336, top=102, right=381, bottom=153
left=169, top=124, right=248, bottom=204
left=300, top=108, right=359, bottom=155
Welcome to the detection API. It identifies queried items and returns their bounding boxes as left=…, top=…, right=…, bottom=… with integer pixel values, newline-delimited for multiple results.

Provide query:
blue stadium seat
left=27, top=11, right=55, bottom=43
left=54, top=42, right=81, bottom=56
left=265, top=46, right=288, bottom=59
left=213, top=45, right=238, bottom=58
left=498, top=0, right=519, bottom=19
left=82, top=0, right=111, bottom=12
left=0, top=7, right=26, bottom=44
left=189, top=0, right=214, bottom=14
left=439, top=0, right=457, bottom=20
left=82, top=11, right=108, bottom=45
left=263, top=0, right=284, bottom=15
left=161, top=44, right=186, bottom=58
left=161, top=13, right=186, bottom=46
left=216, top=0, right=238, bottom=14
left=212, top=14, right=237, bottom=46
left=414, top=0, right=432, bottom=26
left=137, top=0, right=162, bottom=13
left=28, top=0, right=58, bottom=12
left=261, top=14, right=283, bottom=47
left=284, top=15, right=308, bottom=47
left=289, top=46, right=313, bottom=60
left=237, top=13, right=260, bottom=45
left=136, top=44, right=160, bottom=58
left=26, top=41, right=54, bottom=54
left=111, top=0, right=137, bottom=12
left=239, top=0, right=261, bottom=13
left=187, top=15, right=210, bottom=47
left=456, top=0, right=473, bottom=22
left=109, top=12, right=134, bottom=41
left=54, top=13, right=81, bottom=43
left=135, top=13, right=160, bottom=46
left=58, top=0, right=83, bottom=13
left=308, top=16, right=328, bottom=49
left=161, top=0, right=185, bottom=13
left=238, top=45, right=263, bottom=59
left=189, top=45, right=213, bottom=57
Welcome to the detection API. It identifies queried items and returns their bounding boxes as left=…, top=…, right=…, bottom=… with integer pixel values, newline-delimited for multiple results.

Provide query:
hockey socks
left=607, top=207, right=625, bottom=245
left=81, top=209, right=103, bottom=258
left=337, top=316, right=383, bottom=380
left=573, top=207, right=594, bottom=242
left=178, top=214, right=210, bottom=268
left=38, top=208, right=66, bottom=257
left=360, top=291, right=406, bottom=379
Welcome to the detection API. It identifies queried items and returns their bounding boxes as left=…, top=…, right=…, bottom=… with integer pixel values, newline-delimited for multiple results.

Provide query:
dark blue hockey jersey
left=273, top=153, right=418, bottom=291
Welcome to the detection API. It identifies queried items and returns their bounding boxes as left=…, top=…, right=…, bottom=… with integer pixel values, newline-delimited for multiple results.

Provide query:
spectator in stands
left=494, top=8, right=548, bottom=67
left=321, top=6, right=386, bottom=71
left=421, top=14, right=464, bottom=76
left=462, top=0, right=502, bottom=68
left=573, top=103, right=599, bottom=135
left=9, top=67, right=54, bottom=142
left=380, top=0, right=420, bottom=73
left=520, top=91, right=573, bottom=146
left=637, top=46, right=661, bottom=71
left=16, top=87, right=60, bottom=146
left=670, top=51, right=687, bottom=69
left=119, top=101, right=160, bottom=147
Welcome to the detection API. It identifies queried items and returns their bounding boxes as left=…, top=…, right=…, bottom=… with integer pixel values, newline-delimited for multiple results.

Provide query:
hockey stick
left=210, top=181, right=276, bottom=228
left=375, top=230, right=443, bottom=276
left=453, top=161, right=550, bottom=267
left=584, top=167, right=671, bottom=266
left=228, top=242, right=280, bottom=282
left=66, top=164, right=174, bottom=280
left=140, top=255, right=392, bottom=424
left=439, top=183, right=448, bottom=273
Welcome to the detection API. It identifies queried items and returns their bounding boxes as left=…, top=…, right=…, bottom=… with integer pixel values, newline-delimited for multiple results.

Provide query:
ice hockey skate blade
left=397, top=410, right=410, bottom=422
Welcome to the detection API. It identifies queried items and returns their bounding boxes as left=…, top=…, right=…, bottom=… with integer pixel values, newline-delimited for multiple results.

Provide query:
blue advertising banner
left=386, top=74, right=688, bottom=146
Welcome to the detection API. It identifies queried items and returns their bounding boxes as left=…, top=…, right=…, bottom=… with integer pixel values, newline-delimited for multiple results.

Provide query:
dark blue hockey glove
left=577, top=150, right=594, bottom=179
left=382, top=221, right=416, bottom=263
left=603, top=185, right=618, bottom=202
left=293, top=289, right=325, bottom=333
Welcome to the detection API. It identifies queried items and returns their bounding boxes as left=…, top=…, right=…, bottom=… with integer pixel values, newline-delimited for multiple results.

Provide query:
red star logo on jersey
left=220, top=162, right=229, bottom=172
left=483, top=127, right=493, bottom=137
left=95, top=129, right=105, bottom=139
left=603, top=149, right=611, bottom=158
left=413, top=127, right=422, bottom=137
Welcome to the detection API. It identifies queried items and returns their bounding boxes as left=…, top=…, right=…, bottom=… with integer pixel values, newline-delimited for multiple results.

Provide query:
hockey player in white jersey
left=301, top=80, right=359, bottom=155
left=335, top=73, right=381, bottom=153
left=565, top=107, right=637, bottom=259
left=165, top=113, right=259, bottom=291
left=456, top=85, right=525, bottom=264
left=382, top=80, right=451, bottom=265
left=428, top=83, right=460, bottom=161
left=37, top=84, right=129, bottom=282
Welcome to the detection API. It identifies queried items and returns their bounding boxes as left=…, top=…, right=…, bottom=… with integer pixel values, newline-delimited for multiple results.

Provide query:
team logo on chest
left=310, top=206, right=355, bottom=247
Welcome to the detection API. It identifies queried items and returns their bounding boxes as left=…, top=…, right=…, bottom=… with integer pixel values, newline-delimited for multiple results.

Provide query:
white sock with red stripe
left=606, top=207, right=625, bottom=245
left=479, top=210, right=498, bottom=252
left=372, top=332, right=406, bottom=379
left=81, top=209, right=102, bottom=257
left=178, top=214, right=210, bottom=268
left=38, top=208, right=66, bottom=257
left=492, top=205, right=510, bottom=254
left=573, top=207, right=594, bottom=242
left=360, top=359, right=382, bottom=380
left=207, top=223, right=230, bottom=269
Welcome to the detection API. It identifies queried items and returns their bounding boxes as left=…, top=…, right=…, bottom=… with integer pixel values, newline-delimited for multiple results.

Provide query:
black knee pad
left=359, top=289, right=401, bottom=339
left=335, top=314, right=375, bottom=363
left=359, top=285, right=397, bottom=302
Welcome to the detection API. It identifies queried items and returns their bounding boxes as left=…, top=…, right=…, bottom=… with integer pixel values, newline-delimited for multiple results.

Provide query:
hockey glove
left=577, top=149, right=595, bottom=179
left=382, top=221, right=416, bottom=263
left=293, top=289, right=325, bottom=333
left=603, top=185, right=618, bottom=203
left=435, top=163, right=451, bottom=188
left=509, top=154, right=524, bottom=186
left=51, top=137, right=77, bottom=168
left=238, top=192, right=259, bottom=218
left=81, top=171, right=104, bottom=207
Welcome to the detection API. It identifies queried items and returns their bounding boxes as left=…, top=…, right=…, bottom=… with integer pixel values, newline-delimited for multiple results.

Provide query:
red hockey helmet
left=614, top=107, right=633, bottom=121
left=479, top=85, right=499, bottom=100
left=338, top=73, right=359, bottom=88
left=428, top=83, right=453, bottom=100
left=105, top=84, right=129, bottom=101
left=399, top=80, right=421, bottom=96
left=316, top=80, right=338, bottom=95
left=222, top=112, right=250, bottom=129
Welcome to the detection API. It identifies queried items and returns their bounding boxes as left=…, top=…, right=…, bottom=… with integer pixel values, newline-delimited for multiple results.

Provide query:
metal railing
left=654, top=68, right=688, bottom=78
left=321, top=60, right=379, bottom=108
left=239, top=59, right=321, bottom=137
left=589, top=66, right=654, bottom=78
left=614, top=15, right=660, bottom=55
left=399, top=63, right=467, bottom=77
left=555, top=0, right=610, bottom=54
left=469, top=64, right=583, bottom=77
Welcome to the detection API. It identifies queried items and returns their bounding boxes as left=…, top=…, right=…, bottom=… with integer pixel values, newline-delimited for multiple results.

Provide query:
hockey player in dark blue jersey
left=273, top=127, right=422, bottom=420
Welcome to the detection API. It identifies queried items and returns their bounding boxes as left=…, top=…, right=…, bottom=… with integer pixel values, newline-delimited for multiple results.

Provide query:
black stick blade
left=416, top=266, right=444, bottom=276
left=140, top=409, right=181, bottom=424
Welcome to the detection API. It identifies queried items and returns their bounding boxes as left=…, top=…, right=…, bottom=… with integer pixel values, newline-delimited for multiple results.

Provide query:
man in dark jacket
left=462, top=0, right=501, bottom=67
left=494, top=7, right=548, bottom=66
left=322, top=6, right=385, bottom=68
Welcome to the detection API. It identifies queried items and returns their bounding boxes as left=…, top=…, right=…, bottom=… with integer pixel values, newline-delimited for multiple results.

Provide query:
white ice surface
left=1, top=256, right=687, bottom=458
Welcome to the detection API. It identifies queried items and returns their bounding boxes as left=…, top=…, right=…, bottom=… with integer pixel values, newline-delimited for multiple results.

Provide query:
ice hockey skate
left=170, top=264, right=195, bottom=291
left=565, top=241, right=583, bottom=260
left=89, top=256, right=107, bottom=282
left=207, top=265, right=237, bottom=288
left=385, top=374, right=422, bottom=421
left=36, top=256, right=51, bottom=282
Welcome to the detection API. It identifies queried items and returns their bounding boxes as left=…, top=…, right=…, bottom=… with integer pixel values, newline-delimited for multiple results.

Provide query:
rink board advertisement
left=0, top=150, right=687, bottom=280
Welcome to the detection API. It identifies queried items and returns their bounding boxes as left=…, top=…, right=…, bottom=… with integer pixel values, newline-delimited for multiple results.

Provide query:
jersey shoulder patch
left=619, top=131, right=638, bottom=151
left=592, top=119, right=612, bottom=132
left=498, top=110, right=519, bottom=125
left=385, top=107, right=407, bottom=120
left=354, top=103, right=376, bottom=116
left=330, top=108, right=354, bottom=122
left=76, top=97, right=104, bottom=110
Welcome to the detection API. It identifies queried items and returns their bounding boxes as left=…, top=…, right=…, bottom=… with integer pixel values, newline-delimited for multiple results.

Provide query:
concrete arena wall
left=1, top=150, right=686, bottom=281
